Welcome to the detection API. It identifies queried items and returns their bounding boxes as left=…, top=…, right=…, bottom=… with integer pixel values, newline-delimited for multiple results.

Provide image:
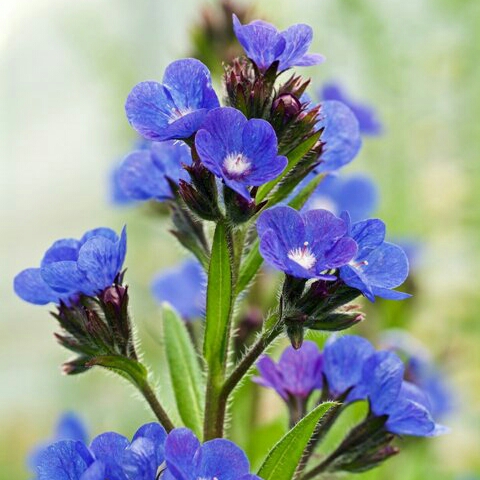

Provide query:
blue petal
left=242, top=119, right=286, bottom=184
left=371, top=286, right=411, bottom=300
left=362, top=242, right=409, bottom=289
left=339, top=264, right=374, bottom=301
left=162, top=58, right=219, bottom=112
left=80, top=461, right=106, bottom=480
left=125, top=81, right=174, bottom=141
left=89, top=432, right=129, bottom=461
left=122, top=438, right=158, bottom=480
left=253, top=356, right=289, bottom=401
left=385, top=400, right=436, bottom=437
left=14, top=268, right=61, bottom=305
left=76, top=237, right=119, bottom=294
left=359, top=351, right=405, bottom=416
left=117, top=150, right=172, bottom=201
left=165, top=428, right=200, bottom=480
left=323, top=335, right=375, bottom=397
left=258, top=229, right=291, bottom=274
left=132, top=423, right=167, bottom=468
left=150, top=141, right=191, bottom=183
left=41, top=239, right=81, bottom=266
left=162, top=109, right=211, bottom=141
left=40, top=261, right=87, bottom=294
left=278, top=24, right=315, bottom=70
left=223, top=178, right=253, bottom=201
left=232, top=14, right=285, bottom=71
left=317, top=101, right=362, bottom=172
left=257, top=206, right=304, bottom=250
left=295, top=53, right=326, bottom=66
left=36, top=441, right=93, bottom=480
left=81, top=228, right=119, bottom=244
left=197, top=439, right=251, bottom=480
left=350, top=219, right=385, bottom=257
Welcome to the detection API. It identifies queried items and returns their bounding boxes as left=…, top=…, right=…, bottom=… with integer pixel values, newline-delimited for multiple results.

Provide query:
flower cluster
left=34, top=424, right=259, bottom=480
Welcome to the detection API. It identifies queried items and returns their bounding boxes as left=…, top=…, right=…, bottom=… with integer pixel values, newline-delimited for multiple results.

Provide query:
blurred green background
left=1, top=0, right=479, bottom=478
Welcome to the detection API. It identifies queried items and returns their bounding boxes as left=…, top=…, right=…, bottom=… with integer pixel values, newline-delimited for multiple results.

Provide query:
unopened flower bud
left=272, top=93, right=302, bottom=120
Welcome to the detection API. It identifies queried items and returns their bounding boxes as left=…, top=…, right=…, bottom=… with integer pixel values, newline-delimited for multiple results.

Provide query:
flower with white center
left=223, top=153, right=251, bottom=178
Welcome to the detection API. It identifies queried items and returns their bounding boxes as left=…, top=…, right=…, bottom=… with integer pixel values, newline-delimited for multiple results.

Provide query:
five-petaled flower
left=14, top=227, right=126, bottom=305
left=254, top=340, right=323, bottom=402
left=339, top=214, right=410, bottom=301
left=151, top=258, right=206, bottom=321
left=126, top=58, right=219, bottom=142
left=195, top=107, right=287, bottom=200
left=117, top=140, right=192, bottom=201
left=257, top=206, right=357, bottom=279
left=233, top=14, right=325, bottom=72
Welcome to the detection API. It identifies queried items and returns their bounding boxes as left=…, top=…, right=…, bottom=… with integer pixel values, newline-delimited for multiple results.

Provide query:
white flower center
left=288, top=241, right=317, bottom=270
left=223, top=152, right=251, bottom=178
left=169, top=106, right=194, bottom=123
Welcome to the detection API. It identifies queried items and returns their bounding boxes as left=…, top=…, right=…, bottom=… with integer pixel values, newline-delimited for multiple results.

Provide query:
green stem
left=139, top=382, right=175, bottom=432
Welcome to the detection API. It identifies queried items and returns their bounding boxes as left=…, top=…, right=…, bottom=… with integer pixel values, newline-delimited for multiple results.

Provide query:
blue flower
left=232, top=15, right=325, bottom=72
left=29, top=413, right=89, bottom=472
left=320, top=82, right=383, bottom=135
left=254, top=341, right=323, bottom=401
left=322, top=335, right=375, bottom=398
left=195, top=107, right=287, bottom=200
left=151, top=259, right=206, bottom=321
left=14, top=227, right=127, bottom=305
left=256, top=206, right=357, bottom=279
left=34, top=423, right=167, bottom=480
left=353, top=351, right=447, bottom=437
left=303, top=174, right=378, bottom=222
left=316, top=100, right=362, bottom=173
left=339, top=214, right=410, bottom=301
left=126, top=59, right=219, bottom=142
left=117, top=141, right=192, bottom=201
left=164, top=428, right=260, bottom=480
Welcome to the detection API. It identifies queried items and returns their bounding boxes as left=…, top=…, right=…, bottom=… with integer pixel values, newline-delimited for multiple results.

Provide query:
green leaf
left=257, top=402, right=337, bottom=480
left=162, top=303, right=204, bottom=438
left=236, top=238, right=263, bottom=295
left=203, top=222, right=233, bottom=374
left=256, top=131, right=321, bottom=202
left=288, top=173, right=326, bottom=211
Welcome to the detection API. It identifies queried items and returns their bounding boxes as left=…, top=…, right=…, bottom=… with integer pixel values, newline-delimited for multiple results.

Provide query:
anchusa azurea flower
left=33, top=425, right=259, bottom=480
left=126, top=58, right=219, bottom=142
left=195, top=107, right=287, bottom=201
left=320, top=82, right=383, bottom=135
left=302, top=173, right=378, bottom=223
left=233, top=14, right=325, bottom=72
left=14, top=227, right=126, bottom=305
left=151, top=258, right=206, bottom=321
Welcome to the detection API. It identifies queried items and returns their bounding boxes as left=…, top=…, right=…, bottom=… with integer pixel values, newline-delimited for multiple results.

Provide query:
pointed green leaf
left=256, top=131, right=322, bottom=202
left=288, top=173, right=326, bottom=210
left=257, top=402, right=337, bottom=480
left=203, top=222, right=233, bottom=373
left=236, top=238, right=263, bottom=295
left=162, top=303, right=204, bottom=437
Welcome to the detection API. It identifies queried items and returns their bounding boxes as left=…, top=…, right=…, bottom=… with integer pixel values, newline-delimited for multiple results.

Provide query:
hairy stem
left=139, top=382, right=175, bottom=432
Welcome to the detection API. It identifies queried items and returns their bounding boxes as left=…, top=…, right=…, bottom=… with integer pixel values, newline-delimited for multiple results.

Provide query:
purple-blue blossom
left=232, top=14, right=325, bottom=72
left=320, top=82, right=383, bottom=135
left=151, top=259, right=206, bottom=321
left=254, top=340, right=323, bottom=401
left=117, top=141, right=192, bottom=201
left=303, top=173, right=378, bottom=222
left=339, top=214, right=410, bottom=302
left=163, top=428, right=260, bottom=480
left=14, top=227, right=127, bottom=305
left=195, top=107, right=287, bottom=200
left=34, top=423, right=167, bottom=480
left=256, top=206, right=357, bottom=279
left=126, top=58, right=219, bottom=142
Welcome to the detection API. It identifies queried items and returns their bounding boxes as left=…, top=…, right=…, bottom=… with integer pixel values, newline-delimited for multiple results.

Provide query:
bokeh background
left=1, top=0, right=479, bottom=478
